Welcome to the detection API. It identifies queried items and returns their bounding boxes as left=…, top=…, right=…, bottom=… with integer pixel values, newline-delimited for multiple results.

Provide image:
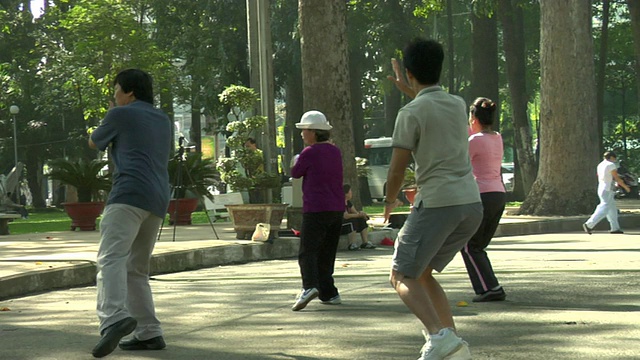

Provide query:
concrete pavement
left=0, top=230, right=639, bottom=359
left=1, top=202, right=640, bottom=301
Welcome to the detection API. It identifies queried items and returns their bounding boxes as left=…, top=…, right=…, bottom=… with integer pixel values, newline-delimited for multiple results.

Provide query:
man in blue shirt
left=89, top=69, right=171, bottom=358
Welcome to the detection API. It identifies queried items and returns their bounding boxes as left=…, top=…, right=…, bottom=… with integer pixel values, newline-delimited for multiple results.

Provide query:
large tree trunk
left=628, top=0, right=640, bottom=107
left=519, top=0, right=598, bottom=215
left=469, top=9, right=500, bottom=132
left=284, top=59, right=304, bottom=172
left=498, top=0, right=537, bottom=198
left=596, top=0, right=610, bottom=155
left=298, top=0, right=358, bottom=206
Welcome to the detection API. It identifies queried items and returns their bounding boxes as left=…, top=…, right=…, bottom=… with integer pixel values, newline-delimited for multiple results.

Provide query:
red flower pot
left=62, top=202, right=105, bottom=231
left=402, top=188, right=417, bottom=206
left=167, top=198, right=199, bottom=225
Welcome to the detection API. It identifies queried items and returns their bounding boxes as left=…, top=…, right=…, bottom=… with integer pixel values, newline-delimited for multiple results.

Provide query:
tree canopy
left=1, top=0, right=638, bottom=214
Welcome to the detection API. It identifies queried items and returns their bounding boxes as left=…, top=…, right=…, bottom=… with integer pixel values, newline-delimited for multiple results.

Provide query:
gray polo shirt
left=391, top=86, right=480, bottom=208
left=91, top=101, right=172, bottom=218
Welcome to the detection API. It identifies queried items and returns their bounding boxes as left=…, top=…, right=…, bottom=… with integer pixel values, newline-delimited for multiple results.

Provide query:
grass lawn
left=9, top=202, right=412, bottom=235
left=8, top=208, right=72, bottom=234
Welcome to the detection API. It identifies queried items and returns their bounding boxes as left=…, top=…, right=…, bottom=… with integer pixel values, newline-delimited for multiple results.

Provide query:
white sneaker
left=418, top=328, right=469, bottom=360
left=291, top=288, right=319, bottom=311
left=321, top=295, right=342, bottom=305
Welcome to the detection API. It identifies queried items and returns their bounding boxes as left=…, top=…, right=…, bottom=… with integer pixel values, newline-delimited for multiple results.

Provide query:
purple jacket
left=291, top=143, right=344, bottom=213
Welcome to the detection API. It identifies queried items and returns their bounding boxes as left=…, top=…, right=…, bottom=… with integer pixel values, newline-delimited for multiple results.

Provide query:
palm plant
left=48, top=158, right=111, bottom=203
left=168, top=152, right=220, bottom=199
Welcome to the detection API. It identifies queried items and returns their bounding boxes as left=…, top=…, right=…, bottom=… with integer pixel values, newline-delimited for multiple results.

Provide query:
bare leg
left=390, top=268, right=445, bottom=334
left=419, top=267, right=455, bottom=330
left=348, top=231, right=357, bottom=245
left=360, top=228, right=369, bottom=244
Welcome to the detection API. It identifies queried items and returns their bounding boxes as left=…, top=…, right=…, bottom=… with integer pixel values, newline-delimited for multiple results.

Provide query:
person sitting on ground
left=341, top=184, right=376, bottom=250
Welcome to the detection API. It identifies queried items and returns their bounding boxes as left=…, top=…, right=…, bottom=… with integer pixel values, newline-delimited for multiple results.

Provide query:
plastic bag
left=251, top=223, right=271, bottom=241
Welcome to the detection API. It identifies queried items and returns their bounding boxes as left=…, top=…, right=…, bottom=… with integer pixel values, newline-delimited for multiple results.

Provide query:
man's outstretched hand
left=386, top=58, right=416, bottom=99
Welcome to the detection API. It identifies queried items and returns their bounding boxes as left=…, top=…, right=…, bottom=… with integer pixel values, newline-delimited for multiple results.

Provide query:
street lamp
left=9, top=105, right=19, bottom=205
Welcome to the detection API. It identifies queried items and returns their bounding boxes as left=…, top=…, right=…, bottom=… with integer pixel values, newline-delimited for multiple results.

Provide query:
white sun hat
left=295, top=110, right=333, bottom=130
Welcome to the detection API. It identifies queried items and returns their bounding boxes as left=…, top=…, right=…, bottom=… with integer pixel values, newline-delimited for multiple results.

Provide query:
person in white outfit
left=583, top=151, right=629, bottom=235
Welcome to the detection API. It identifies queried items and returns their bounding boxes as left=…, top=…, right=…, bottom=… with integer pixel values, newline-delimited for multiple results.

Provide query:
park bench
left=0, top=213, right=21, bottom=235
left=203, top=192, right=244, bottom=221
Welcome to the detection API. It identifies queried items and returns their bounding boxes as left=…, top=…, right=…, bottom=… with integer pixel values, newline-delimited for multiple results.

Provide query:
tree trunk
left=160, top=81, right=175, bottom=156
left=596, top=0, right=610, bottom=155
left=350, top=51, right=366, bottom=158
left=519, top=0, right=598, bottom=215
left=25, top=155, right=46, bottom=208
left=469, top=10, right=500, bottom=132
left=498, top=0, right=537, bottom=197
left=190, top=80, right=202, bottom=153
left=285, top=59, right=304, bottom=172
left=298, top=0, right=358, bottom=206
left=627, top=0, right=640, bottom=107
left=446, top=0, right=455, bottom=93
left=384, top=90, right=401, bottom=136
left=384, top=0, right=411, bottom=136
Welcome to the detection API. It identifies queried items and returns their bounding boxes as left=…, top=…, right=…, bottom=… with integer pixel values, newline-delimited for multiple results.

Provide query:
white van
left=363, top=137, right=513, bottom=199
left=364, top=137, right=393, bottom=200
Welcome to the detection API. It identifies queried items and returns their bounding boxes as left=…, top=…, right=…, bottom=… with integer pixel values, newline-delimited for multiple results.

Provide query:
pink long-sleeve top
left=468, top=132, right=506, bottom=194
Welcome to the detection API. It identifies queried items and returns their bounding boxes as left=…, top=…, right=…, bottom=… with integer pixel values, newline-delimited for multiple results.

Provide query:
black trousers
left=298, top=211, right=343, bottom=301
left=460, top=192, right=506, bottom=294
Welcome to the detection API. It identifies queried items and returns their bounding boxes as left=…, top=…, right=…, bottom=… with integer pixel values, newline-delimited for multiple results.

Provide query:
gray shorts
left=392, top=202, right=483, bottom=277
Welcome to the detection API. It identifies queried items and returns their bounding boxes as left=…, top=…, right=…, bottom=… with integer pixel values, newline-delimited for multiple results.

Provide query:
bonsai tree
left=216, top=85, right=280, bottom=202
left=168, top=152, right=220, bottom=199
left=48, top=158, right=111, bottom=203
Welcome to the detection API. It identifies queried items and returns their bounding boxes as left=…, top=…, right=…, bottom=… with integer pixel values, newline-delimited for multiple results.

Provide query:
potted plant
left=47, top=158, right=111, bottom=231
left=167, top=151, right=220, bottom=225
left=402, top=167, right=417, bottom=206
left=216, top=85, right=287, bottom=239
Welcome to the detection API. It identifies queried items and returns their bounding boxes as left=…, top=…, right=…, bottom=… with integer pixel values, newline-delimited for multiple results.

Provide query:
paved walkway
left=1, top=225, right=639, bottom=359
left=1, top=201, right=640, bottom=301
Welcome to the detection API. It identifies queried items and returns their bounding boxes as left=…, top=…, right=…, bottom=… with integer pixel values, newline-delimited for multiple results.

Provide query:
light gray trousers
left=96, top=203, right=163, bottom=340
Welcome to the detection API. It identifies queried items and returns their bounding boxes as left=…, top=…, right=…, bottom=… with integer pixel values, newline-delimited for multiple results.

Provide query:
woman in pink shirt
left=461, top=97, right=507, bottom=302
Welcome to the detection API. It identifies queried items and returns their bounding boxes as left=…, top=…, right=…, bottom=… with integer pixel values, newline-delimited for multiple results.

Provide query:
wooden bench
left=0, top=213, right=21, bottom=235
left=203, top=192, right=244, bottom=221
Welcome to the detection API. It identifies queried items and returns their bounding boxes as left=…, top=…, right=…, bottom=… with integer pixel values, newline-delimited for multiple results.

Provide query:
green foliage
left=355, top=157, right=372, bottom=178
left=47, top=158, right=111, bottom=202
left=216, top=85, right=279, bottom=194
left=403, top=167, right=416, bottom=188
left=168, top=152, right=220, bottom=199
left=218, top=85, right=261, bottom=112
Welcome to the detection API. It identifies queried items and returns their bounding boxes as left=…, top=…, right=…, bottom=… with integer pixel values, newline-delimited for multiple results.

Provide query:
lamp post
left=9, top=105, right=19, bottom=205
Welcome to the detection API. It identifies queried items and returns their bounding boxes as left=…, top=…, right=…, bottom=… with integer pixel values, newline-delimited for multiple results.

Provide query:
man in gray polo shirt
left=89, top=69, right=171, bottom=357
left=384, top=39, right=482, bottom=360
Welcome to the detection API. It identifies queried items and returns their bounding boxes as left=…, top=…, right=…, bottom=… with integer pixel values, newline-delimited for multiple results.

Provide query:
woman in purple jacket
left=290, top=110, right=344, bottom=311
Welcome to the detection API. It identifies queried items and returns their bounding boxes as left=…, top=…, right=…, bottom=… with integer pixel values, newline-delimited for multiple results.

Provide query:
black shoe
left=473, top=288, right=506, bottom=302
left=92, top=317, right=137, bottom=358
left=360, top=242, right=376, bottom=249
left=582, top=223, right=593, bottom=235
left=119, top=336, right=166, bottom=351
left=610, top=230, right=624, bottom=234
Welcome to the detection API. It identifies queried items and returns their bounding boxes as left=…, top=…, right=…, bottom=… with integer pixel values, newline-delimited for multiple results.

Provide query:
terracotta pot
left=402, top=187, right=417, bottom=206
left=167, top=198, right=199, bottom=225
left=225, top=203, right=289, bottom=240
left=62, top=202, right=104, bottom=231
